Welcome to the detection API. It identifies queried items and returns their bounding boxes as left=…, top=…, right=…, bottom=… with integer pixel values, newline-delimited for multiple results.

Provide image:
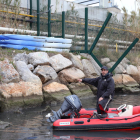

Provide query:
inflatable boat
left=47, top=95, right=140, bottom=131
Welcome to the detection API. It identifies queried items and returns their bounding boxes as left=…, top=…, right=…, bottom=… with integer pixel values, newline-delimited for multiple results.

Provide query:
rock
left=120, top=58, right=130, bottom=69
left=28, top=52, right=50, bottom=66
left=58, top=67, right=85, bottom=84
left=67, top=83, right=95, bottom=99
left=0, top=121, right=11, bottom=129
left=0, top=81, right=42, bottom=98
left=81, top=53, right=101, bottom=76
left=76, top=55, right=81, bottom=59
left=126, top=65, right=139, bottom=75
left=101, top=58, right=110, bottom=64
left=113, top=74, right=125, bottom=90
left=50, top=54, right=72, bottom=72
left=82, top=59, right=97, bottom=77
left=122, top=58, right=130, bottom=64
left=13, top=52, right=28, bottom=64
left=40, top=106, right=51, bottom=114
left=51, top=101, right=57, bottom=106
left=0, top=59, right=20, bottom=83
left=15, top=61, right=42, bottom=85
left=0, top=81, right=43, bottom=111
left=33, top=65, right=58, bottom=84
left=14, top=109, right=23, bottom=114
left=122, top=74, right=139, bottom=87
left=137, top=66, right=140, bottom=72
left=43, top=82, right=69, bottom=93
left=43, top=82, right=71, bottom=103
left=122, top=86, right=140, bottom=93
left=69, top=53, right=83, bottom=70
left=107, top=62, right=126, bottom=74
left=126, top=65, right=140, bottom=83
left=27, top=64, right=34, bottom=71
left=113, top=74, right=123, bottom=85
left=106, top=62, right=114, bottom=68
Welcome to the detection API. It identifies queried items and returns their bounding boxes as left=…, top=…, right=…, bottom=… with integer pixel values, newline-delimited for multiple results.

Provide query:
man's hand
left=99, top=97, right=103, bottom=102
left=77, top=79, right=82, bottom=82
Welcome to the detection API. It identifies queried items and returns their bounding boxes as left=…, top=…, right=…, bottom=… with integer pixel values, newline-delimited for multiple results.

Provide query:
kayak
left=3, top=34, right=72, bottom=43
left=0, top=40, right=72, bottom=48
left=47, top=95, right=140, bottom=131
left=0, top=44, right=69, bottom=52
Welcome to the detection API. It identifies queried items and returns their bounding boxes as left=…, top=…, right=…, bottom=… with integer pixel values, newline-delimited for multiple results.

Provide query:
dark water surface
left=0, top=93, right=140, bottom=140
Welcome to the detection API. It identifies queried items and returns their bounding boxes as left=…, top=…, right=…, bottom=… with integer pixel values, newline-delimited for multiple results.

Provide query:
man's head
left=101, top=66, right=108, bottom=76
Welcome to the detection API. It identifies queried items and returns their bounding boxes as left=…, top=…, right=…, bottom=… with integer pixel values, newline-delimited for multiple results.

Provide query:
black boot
left=100, top=112, right=107, bottom=118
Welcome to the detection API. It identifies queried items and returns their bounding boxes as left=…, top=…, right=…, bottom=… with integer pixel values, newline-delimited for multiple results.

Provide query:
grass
left=0, top=48, right=71, bottom=61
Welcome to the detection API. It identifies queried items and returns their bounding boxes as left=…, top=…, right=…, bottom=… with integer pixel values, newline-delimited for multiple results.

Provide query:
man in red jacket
left=78, top=66, right=115, bottom=118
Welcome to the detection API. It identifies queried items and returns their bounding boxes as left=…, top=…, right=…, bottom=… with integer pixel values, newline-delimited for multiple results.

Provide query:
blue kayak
left=0, top=40, right=72, bottom=48
left=0, top=44, right=69, bottom=52
left=3, top=34, right=72, bottom=43
left=0, top=35, right=9, bottom=40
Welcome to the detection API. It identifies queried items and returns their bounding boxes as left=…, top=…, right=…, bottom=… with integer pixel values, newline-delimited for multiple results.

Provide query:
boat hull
left=53, top=107, right=140, bottom=131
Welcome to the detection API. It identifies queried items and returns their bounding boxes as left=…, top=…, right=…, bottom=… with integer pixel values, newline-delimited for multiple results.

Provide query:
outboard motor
left=47, top=95, right=82, bottom=123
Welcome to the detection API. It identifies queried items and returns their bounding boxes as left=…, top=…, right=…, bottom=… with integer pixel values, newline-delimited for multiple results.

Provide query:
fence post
left=30, top=0, right=32, bottom=30
left=109, top=38, right=139, bottom=73
left=37, top=0, right=40, bottom=36
left=48, top=0, right=51, bottom=37
left=85, top=7, right=88, bottom=53
left=62, top=11, right=65, bottom=38
left=88, top=13, right=112, bottom=54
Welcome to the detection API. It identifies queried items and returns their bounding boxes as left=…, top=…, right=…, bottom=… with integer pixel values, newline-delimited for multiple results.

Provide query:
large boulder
left=43, top=82, right=71, bottom=103
left=58, top=67, right=85, bottom=84
left=33, top=65, right=58, bottom=83
left=0, top=81, right=43, bottom=111
left=126, top=65, right=139, bottom=75
left=28, top=52, right=50, bottom=66
left=137, top=66, right=140, bottom=72
left=107, top=62, right=126, bottom=74
left=126, top=65, right=140, bottom=83
left=120, top=58, right=130, bottom=69
left=122, top=74, right=139, bottom=87
left=69, top=53, right=83, bottom=70
left=0, top=59, right=20, bottom=83
left=27, top=64, right=34, bottom=71
left=13, top=52, right=28, bottom=64
left=122, top=86, right=140, bottom=93
left=82, top=59, right=97, bottom=78
left=80, top=53, right=101, bottom=76
left=50, top=54, right=72, bottom=72
left=15, top=61, right=42, bottom=85
left=67, top=83, right=95, bottom=99
left=113, top=74, right=124, bottom=89
left=101, top=58, right=110, bottom=64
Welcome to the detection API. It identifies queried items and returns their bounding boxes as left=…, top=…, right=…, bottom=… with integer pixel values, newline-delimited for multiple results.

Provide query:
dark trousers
left=96, top=101, right=108, bottom=114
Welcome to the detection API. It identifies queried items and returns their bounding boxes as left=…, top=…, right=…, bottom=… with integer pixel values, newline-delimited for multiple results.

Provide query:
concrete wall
left=100, top=0, right=114, bottom=8
left=9, top=0, right=86, bottom=13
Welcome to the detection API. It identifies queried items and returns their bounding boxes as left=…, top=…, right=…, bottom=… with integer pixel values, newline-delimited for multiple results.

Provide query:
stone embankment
left=0, top=52, right=140, bottom=112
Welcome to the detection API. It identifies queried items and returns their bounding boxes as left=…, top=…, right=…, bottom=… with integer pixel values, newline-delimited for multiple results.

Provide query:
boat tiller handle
left=87, top=112, right=96, bottom=122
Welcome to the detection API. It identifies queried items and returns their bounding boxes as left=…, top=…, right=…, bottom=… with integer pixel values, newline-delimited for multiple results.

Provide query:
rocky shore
left=0, top=51, right=140, bottom=112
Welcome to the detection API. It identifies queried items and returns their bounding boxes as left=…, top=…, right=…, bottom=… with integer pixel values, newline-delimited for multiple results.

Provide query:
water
left=0, top=93, right=140, bottom=140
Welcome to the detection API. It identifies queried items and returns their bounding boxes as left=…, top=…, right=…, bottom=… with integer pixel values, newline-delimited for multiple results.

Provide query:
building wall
left=100, top=0, right=114, bottom=8
left=9, top=0, right=86, bottom=13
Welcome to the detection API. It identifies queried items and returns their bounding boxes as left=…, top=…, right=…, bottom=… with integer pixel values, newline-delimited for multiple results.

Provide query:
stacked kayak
left=0, top=34, right=72, bottom=52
